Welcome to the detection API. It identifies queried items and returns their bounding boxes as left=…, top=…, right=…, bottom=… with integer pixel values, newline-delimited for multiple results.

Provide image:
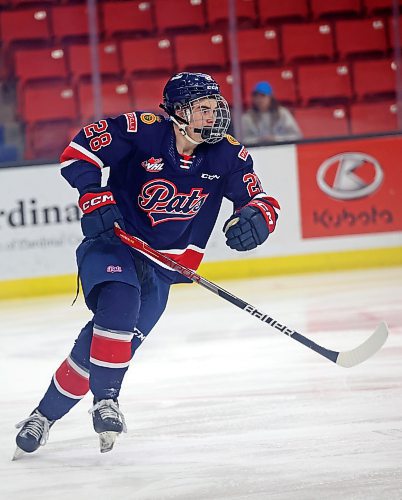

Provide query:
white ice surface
left=0, top=267, right=401, bottom=500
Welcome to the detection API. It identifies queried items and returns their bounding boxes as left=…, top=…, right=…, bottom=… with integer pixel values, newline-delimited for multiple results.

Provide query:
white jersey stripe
left=69, top=141, right=104, bottom=168
left=253, top=192, right=281, bottom=211
left=60, top=159, right=78, bottom=168
left=90, top=357, right=131, bottom=369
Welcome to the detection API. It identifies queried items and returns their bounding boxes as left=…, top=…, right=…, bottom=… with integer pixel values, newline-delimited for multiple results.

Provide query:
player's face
left=185, top=97, right=218, bottom=142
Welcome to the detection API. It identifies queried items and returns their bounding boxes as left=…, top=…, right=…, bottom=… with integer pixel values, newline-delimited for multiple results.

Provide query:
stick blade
left=336, top=321, right=389, bottom=368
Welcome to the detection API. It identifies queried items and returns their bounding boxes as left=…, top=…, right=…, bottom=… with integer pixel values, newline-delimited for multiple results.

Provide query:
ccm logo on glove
left=79, top=191, right=116, bottom=214
left=247, top=199, right=277, bottom=230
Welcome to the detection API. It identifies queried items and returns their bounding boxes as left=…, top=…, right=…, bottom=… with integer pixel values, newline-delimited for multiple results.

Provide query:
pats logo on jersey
left=141, top=157, right=164, bottom=172
left=138, top=179, right=209, bottom=225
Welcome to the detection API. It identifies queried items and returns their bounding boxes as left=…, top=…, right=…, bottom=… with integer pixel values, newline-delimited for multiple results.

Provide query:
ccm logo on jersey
left=142, top=157, right=164, bottom=172
left=124, top=112, right=138, bottom=133
left=138, top=179, right=208, bottom=226
left=79, top=191, right=116, bottom=214
left=238, top=146, right=249, bottom=161
left=201, top=173, right=220, bottom=180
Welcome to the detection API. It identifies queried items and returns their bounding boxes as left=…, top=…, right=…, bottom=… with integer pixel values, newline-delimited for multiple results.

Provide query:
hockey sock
left=37, top=321, right=93, bottom=420
left=89, top=281, right=140, bottom=399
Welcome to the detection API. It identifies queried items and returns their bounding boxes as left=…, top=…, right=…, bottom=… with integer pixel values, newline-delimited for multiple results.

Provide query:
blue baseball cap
left=253, top=81, right=273, bottom=96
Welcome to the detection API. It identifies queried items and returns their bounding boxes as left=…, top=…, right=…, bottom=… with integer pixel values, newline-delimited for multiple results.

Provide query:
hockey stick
left=114, top=225, right=388, bottom=368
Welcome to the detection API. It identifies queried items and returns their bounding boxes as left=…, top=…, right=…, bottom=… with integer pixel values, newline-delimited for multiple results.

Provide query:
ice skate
left=89, top=398, right=127, bottom=453
left=13, top=409, right=54, bottom=460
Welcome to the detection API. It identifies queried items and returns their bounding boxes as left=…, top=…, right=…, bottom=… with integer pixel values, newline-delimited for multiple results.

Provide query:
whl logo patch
left=141, top=157, right=164, bottom=172
left=138, top=179, right=208, bottom=225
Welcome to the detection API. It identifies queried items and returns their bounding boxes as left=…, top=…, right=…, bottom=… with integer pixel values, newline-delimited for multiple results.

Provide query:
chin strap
left=159, top=103, right=203, bottom=146
left=170, top=116, right=202, bottom=145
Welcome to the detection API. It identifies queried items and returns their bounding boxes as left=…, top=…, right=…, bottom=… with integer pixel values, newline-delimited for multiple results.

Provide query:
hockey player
left=14, top=72, right=280, bottom=457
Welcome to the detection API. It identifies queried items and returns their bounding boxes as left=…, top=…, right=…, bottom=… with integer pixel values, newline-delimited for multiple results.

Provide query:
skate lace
left=15, top=413, right=52, bottom=446
left=89, top=399, right=127, bottom=433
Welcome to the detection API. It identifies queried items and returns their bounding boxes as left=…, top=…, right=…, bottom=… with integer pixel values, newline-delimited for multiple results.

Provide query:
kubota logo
left=316, top=152, right=383, bottom=200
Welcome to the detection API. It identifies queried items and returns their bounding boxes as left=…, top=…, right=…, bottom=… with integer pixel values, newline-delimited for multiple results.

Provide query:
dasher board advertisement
left=297, top=136, right=402, bottom=238
left=0, top=164, right=82, bottom=280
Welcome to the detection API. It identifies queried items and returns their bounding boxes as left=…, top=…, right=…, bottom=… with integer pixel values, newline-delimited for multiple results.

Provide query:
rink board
left=1, top=135, right=401, bottom=298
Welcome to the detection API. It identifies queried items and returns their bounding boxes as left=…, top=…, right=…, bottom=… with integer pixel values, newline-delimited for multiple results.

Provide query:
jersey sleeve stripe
left=253, top=193, right=281, bottom=211
left=60, top=142, right=104, bottom=168
left=60, top=159, right=79, bottom=168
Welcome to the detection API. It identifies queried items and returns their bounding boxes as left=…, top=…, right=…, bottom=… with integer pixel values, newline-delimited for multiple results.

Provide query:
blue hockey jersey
left=60, top=112, right=279, bottom=281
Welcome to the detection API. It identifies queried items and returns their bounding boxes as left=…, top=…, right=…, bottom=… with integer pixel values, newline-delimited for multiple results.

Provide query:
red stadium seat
left=364, top=0, right=401, bottom=15
left=350, top=101, right=398, bottom=134
left=121, top=37, right=174, bottom=75
left=297, top=62, right=353, bottom=104
left=0, top=8, right=51, bottom=46
left=25, top=121, right=72, bottom=161
left=282, top=22, right=335, bottom=63
left=175, top=32, right=228, bottom=71
left=130, top=76, right=166, bottom=113
left=154, top=0, right=206, bottom=32
left=15, top=47, right=68, bottom=85
left=211, top=71, right=234, bottom=106
left=206, top=0, right=257, bottom=26
left=78, top=81, right=132, bottom=122
left=353, top=59, right=396, bottom=100
left=237, top=28, right=280, bottom=64
left=243, top=67, right=297, bottom=105
left=69, top=43, right=121, bottom=81
left=293, top=106, right=349, bottom=138
left=310, top=0, right=362, bottom=19
left=335, top=18, right=388, bottom=59
left=22, top=83, right=78, bottom=123
left=51, top=5, right=91, bottom=42
left=10, top=0, right=57, bottom=6
left=257, top=0, right=309, bottom=24
left=102, top=0, right=154, bottom=38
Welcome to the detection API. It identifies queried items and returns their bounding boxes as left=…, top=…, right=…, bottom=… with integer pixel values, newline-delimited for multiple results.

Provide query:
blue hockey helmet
left=161, top=72, right=231, bottom=144
left=163, top=72, right=221, bottom=114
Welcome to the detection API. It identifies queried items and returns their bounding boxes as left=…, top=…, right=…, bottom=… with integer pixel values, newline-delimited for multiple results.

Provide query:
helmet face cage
left=176, top=94, right=231, bottom=144
left=163, top=72, right=231, bottom=144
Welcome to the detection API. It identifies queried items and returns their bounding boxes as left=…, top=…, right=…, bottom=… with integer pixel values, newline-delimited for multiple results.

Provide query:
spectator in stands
left=241, top=81, right=302, bottom=145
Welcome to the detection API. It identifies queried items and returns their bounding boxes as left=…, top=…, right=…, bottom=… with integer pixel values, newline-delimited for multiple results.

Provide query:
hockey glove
left=79, top=186, right=125, bottom=239
left=223, top=199, right=278, bottom=252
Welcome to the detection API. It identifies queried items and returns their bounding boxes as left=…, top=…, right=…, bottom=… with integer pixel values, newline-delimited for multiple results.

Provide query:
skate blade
left=12, top=447, right=26, bottom=461
left=99, top=431, right=119, bottom=453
